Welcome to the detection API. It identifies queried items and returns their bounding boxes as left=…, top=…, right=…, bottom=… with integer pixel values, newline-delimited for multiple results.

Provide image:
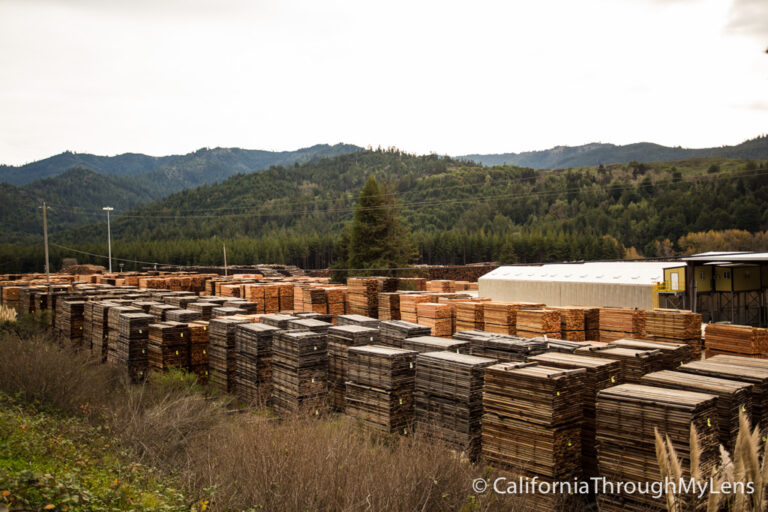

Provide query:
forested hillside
left=3, top=149, right=767, bottom=273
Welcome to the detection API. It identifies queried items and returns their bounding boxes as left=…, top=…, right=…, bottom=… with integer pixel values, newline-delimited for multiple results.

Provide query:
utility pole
left=102, top=206, right=114, bottom=273
left=39, top=201, right=50, bottom=286
left=223, top=242, right=228, bottom=277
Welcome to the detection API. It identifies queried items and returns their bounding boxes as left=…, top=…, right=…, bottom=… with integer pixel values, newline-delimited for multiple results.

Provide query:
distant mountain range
left=458, top=135, right=768, bottom=168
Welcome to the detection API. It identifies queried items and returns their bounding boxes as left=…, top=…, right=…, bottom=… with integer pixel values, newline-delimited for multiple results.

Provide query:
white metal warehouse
left=478, top=261, right=684, bottom=309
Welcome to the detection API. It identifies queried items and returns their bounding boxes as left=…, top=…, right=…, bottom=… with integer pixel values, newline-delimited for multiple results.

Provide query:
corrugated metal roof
left=683, top=252, right=768, bottom=262
left=479, top=261, right=683, bottom=286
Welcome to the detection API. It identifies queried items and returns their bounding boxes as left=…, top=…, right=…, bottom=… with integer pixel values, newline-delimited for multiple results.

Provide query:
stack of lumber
left=259, top=313, right=298, bottom=329
left=597, top=307, right=646, bottom=342
left=336, top=314, right=380, bottom=329
left=163, top=295, right=197, bottom=309
left=347, top=278, right=380, bottom=317
left=327, top=325, right=380, bottom=410
left=18, top=287, right=35, bottom=315
left=148, top=322, right=187, bottom=371
left=234, top=323, right=279, bottom=405
left=543, top=338, right=594, bottom=354
left=278, top=283, right=294, bottom=312
left=54, top=300, right=86, bottom=348
left=575, top=345, right=666, bottom=383
left=187, top=321, right=209, bottom=384
left=426, top=280, right=456, bottom=293
left=91, top=301, right=114, bottom=362
left=485, top=302, right=546, bottom=335
left=549, top=306, right=586, bottom=341
left=271, top=330, right=328, bottom=416
left=148, top=303, right=177, bottom=322
left=403, top=335, right=468, bottom=354
left=641, top=370, right=751, bottom=450
left=224, top=299, right=259, bottom=314
left=379, top=320, right=430, bottom=348
left=528, top=352, right=622, bottom=478
left=584, top=307, right=600, bottom=340
left=416, top=302, right=453, bottom=336
left=208, top=317, right=249, bottom=392
left=286, top=318, right=332, bottom=333
left=188, top=302, right=216, bottom=320
left=378, top=292, right=400, bottom=321
left=515, top=309, right=561, bottom=338
left=346, top=345, right=417, bottom=433
left=82, top=302, right=93, bottom=352
left=117, top=312, right=152, bottom=381
left=132, top=300, right=162, bottom=314
left=211, top=306, right=246, bottom=317
left=325, top=287, right=346, bottom=316
left=106, top=306, right=140, bottom=363
left=646, top=308, right=702, bottom=358
left=165, top=309, right=201, bottom=323
left=454, top=330, right=548, bottom=362
left=611, top=338, right=692, bottom=369
left=705, top=323, right=768, bottom=358
left=399, top=294, right=434, bottom=324
left=596, top=384, right=719, bottom=512
left=414, top=351, right=496, bottom=459
left=302, top=287, right=328, bottom=314
left=296, top=311, right=334, bottom=323
left=292, top=285, right=306, bottom=312
left=482, top=362, right=585, bottom=486
left=219, top=284, right=241, bottom=297
left=1, top=286, right=20, bottom=312
left=243, top=284, right=266, bottom=313
left=454, top=302, right=485, bottom=332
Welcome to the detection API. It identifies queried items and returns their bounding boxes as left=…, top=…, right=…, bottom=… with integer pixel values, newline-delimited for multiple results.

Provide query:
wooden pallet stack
left=454, top=302, right=485, bottom=332
left=596, top=384, right=719, bottom=512
left=549, top=306, right=586, bottom=341
left=336, top=314, right=380, bottom=329
left=416, top=302, right=453, bottom=337
left=147, top=322, right=187, bottom=371
left=346, top=345, right=417, bottom=433
left=611, top=338, right=692, bottom=369
left=347, top=278, right=381, bottom=317
left=187, top=321, right=210, bottom=384
left=378, top=292, right=400, bottom=321
left=379, top=320, right=431, bottom=348
left=597, top=307, right=646, bottom=342
left=54, top=300, right=86, bottom=348
left=705, top=323, right=768, bottom=358
left=327, top=325, right=380, bottom=411
left=482, top=361, right=585, bottom=506
left=403, top=335, right=469, bottom=354
left=399, top=294, right=434, bottom=324
left=482, top=302, right=545, bottom=335
left=641, top=370, right=751, bottom=450
left=575, top=345, right=666, bottom=383
left=426, top=280, right=456, bottom=293
left=234, top=323, right=279, bottom=405
left=528, top=352, right=622, bottom=478
left=646, top=308, right=702, bottom=358
left=414, top=351, right=496, bottom=459
left=454, top=330, right=548, bottom=362
left=325, top=287, right=346, bottom=316
left=271, top=330, right=328, bottom=416
left=515, top=309, right=561, bottom=338
left=208, top=317, right=249, bottom=392
left=117, top=312, right=153, bottom=381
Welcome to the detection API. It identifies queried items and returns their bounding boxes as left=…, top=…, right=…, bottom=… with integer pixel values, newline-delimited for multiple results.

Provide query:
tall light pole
left=39, top=201, right=51, bottom=286
left=103, top=206, right=114, bottom=273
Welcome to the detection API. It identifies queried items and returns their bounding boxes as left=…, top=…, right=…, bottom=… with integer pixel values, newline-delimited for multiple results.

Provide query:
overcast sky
left=0, top=0, right=766, bottom=165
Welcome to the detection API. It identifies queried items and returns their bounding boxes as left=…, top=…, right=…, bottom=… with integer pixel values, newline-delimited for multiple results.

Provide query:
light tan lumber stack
left=549, top=306, right=586, bottom=341
left=705, top=323, right=768, bottom=358
left=515, top=309, right=561, bottom=338
left=482, top=302, right=545, bottom=335
left=399, top=293, right=434, bottom=324
left=454, top=301, right=485, bottom=332
left=646, top=308, right=702, bottom=358
left=597, top=307, right=646, bottom=342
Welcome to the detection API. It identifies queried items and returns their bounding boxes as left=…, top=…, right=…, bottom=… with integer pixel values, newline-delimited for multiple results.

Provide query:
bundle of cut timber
left=163, top=295, right=197, bottom=309
left=646, top=309, right=702, bottom=357
left=54, top=300, right=86, bottom=348
left=106, top=306, right=140, bottom=363
left=116, top=312, right=152, bottom=381
left=426, top=280, right=456, bottom=293
left=597, top=307, right=646, bottom=342
left=398, top=294, right=434, bottom=324
left=82, top=302, right=93, bottom=352
left=528, top=352, right=622, bottom=478
left=379, top=320, right=430, bottom=348
left=543, top=338, right=594, bottom=354
left=1, top=286, right=20, bottom=312
left=583, top=307, right=600, bottom=340
left=211, top=306, right=246, bottom=317
left=378, top=292, right=400, bottom=321
left=243, top=284, right=266, bottom=313
left=187, top=320, right=209, bottom=384
left=234, top=323, right=279, bottom=405
left=132, top=300, right=162, bottom=313
left=292, top=285, right=306, bottom=312
left=454, top=330, right=548, bottom=362
left=91, top=301, right=115, bottom=362
left=259, top=313, right=298, bottom=329
left=403, top=335, right=468, bottom=354
left=271, top=330, right=328, bottom=416
left=346, top=345, right=417, bottom=433
left=208, top=317, right=249, bottom=392
left=482, top=362, right=585, bottom=482
left=278, top=283, right=294, bottom=312
left=482, top=302, right=545, bottom=335
left=325, top=287, right=346, bottom=316
left=147, top=322, right=187, bottom=371
left=705, top=323, right=768, bottom=357
left=286, top=318, right=332, bottom=333
left=347, top=278, right=381, bottom=317
left=548, top=306, right=586, bottom=341
left=224, top=300, right=259, bottom=314
left=414, top=351, right=496, bottom=459
left=574, top=345, right=665, bottom=383
left=263, top=285, right=282, bottom=313
left=295, top=311, right=334, bottom=323
left=454, top=302, right=485, bottom=332
left=641, top=370, right=751, bottom=450
left=148, top=303, right=177, bottom=322
left=188, top=302, right=216, bottom=320
left=596, top=384, right=718, bottom=512
left=336, top=314, right=380, bottom=329
left=611, top=338, right=692, bottom=369
left=165, top=309, right=201, bottom=323
left=515, top=309, right=561, bottom=338
left=327, top=325, right=380, bottom=410
left=219, top=284, right=241, bottom=298
left=302, top=287, right=328, bottom=314
left=416, top=302, right=453, bottom=336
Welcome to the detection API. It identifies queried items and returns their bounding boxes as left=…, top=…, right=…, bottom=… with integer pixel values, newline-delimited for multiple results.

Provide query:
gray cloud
left=725, top=0, right=768, bottom=38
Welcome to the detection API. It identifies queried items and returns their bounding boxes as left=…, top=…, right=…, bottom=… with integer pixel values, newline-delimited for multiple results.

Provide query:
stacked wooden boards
left=346, top=345, right=417, bottom=433
left=107, top=306, right=140, bottom=364
left=399, top=294, right=435, bottom=324
left=705, top=323, right=768, bottom=358
left=414, top=352, right=496, bottom=459
left=377, top=292, right=400, bottom=321
left=379, top=320, right=430, bottom=348
left=187, top=320, right=209, bottom=383
left=610, top=338, right=692, bottom=369
left=286, top=318, right=332, bottom=334
left=208, top=317, right=249, bottom=392
left=575, top=345, right=666, bottom=383
left=641, top=370, right=751, bottom=449
left=646, top=308, right=702, bottom=358
left=596, top=384, right=719, bottom=512
left=336, top=314, right=380, bottom=329
left=271, top=330, right=328, bottom=416
left=453, top=330, right=548, bottom=362
left=454, top=302, right=485, bottom=333
left=528, top=352, right=622, bottom=478
left=148, top=322, right=187, bottom=372
left=347, top=278, right=381, bottom=317
left=416, top=302, right=453, bottom=337
left=54, top=300, right=86, bottom=348
left=259, top=314, right=298, bottom=329
left=90, top=301, right=114, bottom=362
left=548, top=306, right=586, bottom=341
left=327, top=325, right=379, bottom=411
left=482, top=302, right=544, bottom=335
left=116, top=312, right=153, bottom=382
left=234, top=323, right=279, bottom=405
left=515, top=309, right=562, bottom=338
left=402, top=336, right=469, bottom=354
left=597, top=307, right=645, bottom=342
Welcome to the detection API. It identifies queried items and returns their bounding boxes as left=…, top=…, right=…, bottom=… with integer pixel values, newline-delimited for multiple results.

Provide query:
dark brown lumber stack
left=336, top=314, right=380, bottom=329
left=379, top=320, right=431, bottom=348
left=327, top=325, right=379, bottom=411
left=454, top=330, right=548, bottom=362
left=208, top=317, right=249, bottom=392
left=574, top=345, right=665, bottom=383
left=704, top=323, right=768, bottom=358
left=611, top=338, right=692, bottom=369
left=403, top=335, right=468, bottom=354
left=271, top=330, right=328, bottom=416
left=234, top=322, right=279, bottom=405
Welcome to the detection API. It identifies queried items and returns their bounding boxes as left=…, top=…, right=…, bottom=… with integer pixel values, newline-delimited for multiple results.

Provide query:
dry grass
left=0, top=305, right=17, bottom=323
